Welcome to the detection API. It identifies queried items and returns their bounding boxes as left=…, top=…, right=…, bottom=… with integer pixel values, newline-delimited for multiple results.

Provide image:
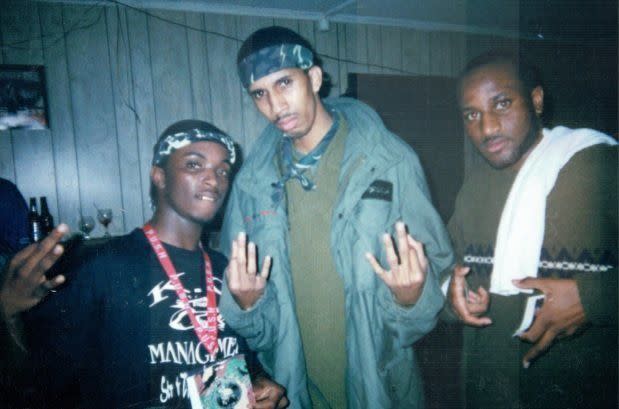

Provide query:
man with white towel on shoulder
left=443, top=50, right=617, bottom=409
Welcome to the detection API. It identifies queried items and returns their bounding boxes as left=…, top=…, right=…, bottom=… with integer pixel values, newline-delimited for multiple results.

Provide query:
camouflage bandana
left=238, top=43, right=314, bottom=88
left=152, top=128, right=236, bottom=166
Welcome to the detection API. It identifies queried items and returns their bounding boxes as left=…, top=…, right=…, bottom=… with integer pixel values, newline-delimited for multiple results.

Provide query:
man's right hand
left=226, top=232, right=271, bottom=310
left=0, top=224, right=69, bottom=319
left=252, top=374, right=289, bottom=409
left=447, top=264, right=492, bottom=326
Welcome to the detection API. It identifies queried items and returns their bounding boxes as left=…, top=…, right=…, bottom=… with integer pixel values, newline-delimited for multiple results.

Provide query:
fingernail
left=523, top=361, right=530, bottom=369
left=396, top=221, right=405, bottom=231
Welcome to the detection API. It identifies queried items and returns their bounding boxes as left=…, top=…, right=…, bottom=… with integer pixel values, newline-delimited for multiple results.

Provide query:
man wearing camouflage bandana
left=219, top=26, right=454, bottom=408
left=21, top=119, right=288, bottom=408
left=237, top=43, right=313, bottom=89
left=152, top=125, right=237, bottom=167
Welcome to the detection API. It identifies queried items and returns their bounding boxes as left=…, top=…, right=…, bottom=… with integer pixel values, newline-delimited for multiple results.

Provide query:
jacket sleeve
left=377, top=150, right=454, bottom=346
left=218, top=179, right=281, bottom=352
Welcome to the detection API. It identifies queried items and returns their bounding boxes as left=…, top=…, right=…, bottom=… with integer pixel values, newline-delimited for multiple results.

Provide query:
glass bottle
left=39, top=196, right=54, bottom=236
left=28, top=197, right=42, bottom=243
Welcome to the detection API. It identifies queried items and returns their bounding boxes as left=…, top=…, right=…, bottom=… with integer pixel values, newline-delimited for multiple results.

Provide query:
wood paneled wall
left=1, top=0, right=476, bottom=235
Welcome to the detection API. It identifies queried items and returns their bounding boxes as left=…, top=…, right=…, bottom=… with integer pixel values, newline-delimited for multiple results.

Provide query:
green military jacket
left=219, top=97, right=454, bottom=408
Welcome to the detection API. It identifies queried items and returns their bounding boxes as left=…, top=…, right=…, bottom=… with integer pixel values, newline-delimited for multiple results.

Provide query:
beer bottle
left=28, top=197, right=42, bottom=243
left=39, top=196, right=54, bottom=236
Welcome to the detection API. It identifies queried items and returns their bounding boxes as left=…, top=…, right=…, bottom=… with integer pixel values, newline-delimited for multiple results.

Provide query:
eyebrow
left=183, top=151, right=232, bottom=166
left=249, top=72, right=294, bottom=94
left=182, top=151, right=206, bottom=159
left=460, top=85, right=519, bottom=110
left=491, top=90, right=513, bottom=102
left=275, top=74, right=291, bottom=83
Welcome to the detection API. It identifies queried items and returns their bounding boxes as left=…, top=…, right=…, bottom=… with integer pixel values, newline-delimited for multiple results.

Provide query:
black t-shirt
left=24, top=229, right=260, bottom=409
left=146, top=243, right=251, bottom=408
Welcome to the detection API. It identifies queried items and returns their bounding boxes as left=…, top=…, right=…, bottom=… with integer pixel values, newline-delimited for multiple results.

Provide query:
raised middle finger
left=247, top=242, right=257, bottom=276
left=395, top=223, right=410, bottom=278
left=383, top=233, right=399, bottom=272
left=236, top=233, right=247, bottom=275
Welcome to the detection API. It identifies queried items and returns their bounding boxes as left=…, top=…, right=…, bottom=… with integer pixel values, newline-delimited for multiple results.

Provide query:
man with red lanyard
left=23, top=120, right=287, bottom=408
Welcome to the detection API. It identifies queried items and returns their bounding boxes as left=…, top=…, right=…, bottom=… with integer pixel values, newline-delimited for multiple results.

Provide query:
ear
left=307, top=65, right=323, bottom=94
left=151, top=166, right=166, bottom=191
left=531, top=86, right=544, bottom=116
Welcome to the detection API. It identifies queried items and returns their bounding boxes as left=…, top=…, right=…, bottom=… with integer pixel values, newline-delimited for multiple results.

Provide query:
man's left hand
left=252, top=375, right=288, bottom=409
left=226, top=232, right=272, bottom=311
left=513, top=277, right=587, bottom=368
left=366, top=221, right=428, bottom=307
left=1, top=224, right=69, bottom=319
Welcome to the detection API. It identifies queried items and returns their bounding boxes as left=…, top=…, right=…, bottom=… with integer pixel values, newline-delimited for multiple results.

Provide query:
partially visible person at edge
left=1, top=223, right=68, bottom=407
left=217, top=26, right=454, bottom=408
left=0, top=177, right=30, bottom=257
left=18, top=120, right=287, bottom=408
left=442, top=51, right=617, bottom=408
left=0, top=176, right=62, bottom=406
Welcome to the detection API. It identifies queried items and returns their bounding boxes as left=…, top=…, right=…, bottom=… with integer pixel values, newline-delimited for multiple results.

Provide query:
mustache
left=198, top=187, right=221, bottom=198
left=275, top=113, right=293, bottom=123
left=481, top=134, right=505, bottom=146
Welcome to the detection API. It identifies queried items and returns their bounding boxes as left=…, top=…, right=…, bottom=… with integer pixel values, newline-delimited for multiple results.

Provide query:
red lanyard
left=143, top=224, right=218, bottom=356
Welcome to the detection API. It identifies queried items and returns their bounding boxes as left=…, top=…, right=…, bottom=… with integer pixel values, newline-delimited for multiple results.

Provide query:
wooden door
left=345, top=73, right=464, bottom=408
left=345, top=74, right=464, bottom=223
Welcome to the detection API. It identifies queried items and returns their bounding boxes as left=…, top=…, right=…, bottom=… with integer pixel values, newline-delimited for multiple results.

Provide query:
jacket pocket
left=353, top=198, right=397, bottom=232
left=382, top=347, right=417, bottom=406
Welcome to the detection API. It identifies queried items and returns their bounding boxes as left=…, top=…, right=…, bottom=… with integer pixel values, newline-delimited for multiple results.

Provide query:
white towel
left=490, top=126, right=617, bottom=295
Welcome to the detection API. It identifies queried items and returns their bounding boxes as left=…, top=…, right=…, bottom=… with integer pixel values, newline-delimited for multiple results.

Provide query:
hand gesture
left=365, top=221, right=427, bottom=306
left=226, top=232, right=271, bottom=310
left=0, top=224, right=69, bottom=318
left=447, top=264, right=492, bottom=327
left=252, top=375, right=289, bottom=409
left=513, top=277, right=587, bottom=368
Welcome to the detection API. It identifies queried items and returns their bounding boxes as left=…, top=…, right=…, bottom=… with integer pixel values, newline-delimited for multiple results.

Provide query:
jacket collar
left=235, top=97, right=403, bottom=196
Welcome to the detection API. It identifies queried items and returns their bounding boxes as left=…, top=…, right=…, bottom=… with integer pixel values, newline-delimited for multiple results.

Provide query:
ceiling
left=42, top=0, right=617, bottom=42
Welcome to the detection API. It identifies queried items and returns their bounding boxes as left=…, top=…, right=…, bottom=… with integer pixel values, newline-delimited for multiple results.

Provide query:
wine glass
left=78, top=216, right=95, bottom=239
left=97, top=208, right=113, bottom=238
